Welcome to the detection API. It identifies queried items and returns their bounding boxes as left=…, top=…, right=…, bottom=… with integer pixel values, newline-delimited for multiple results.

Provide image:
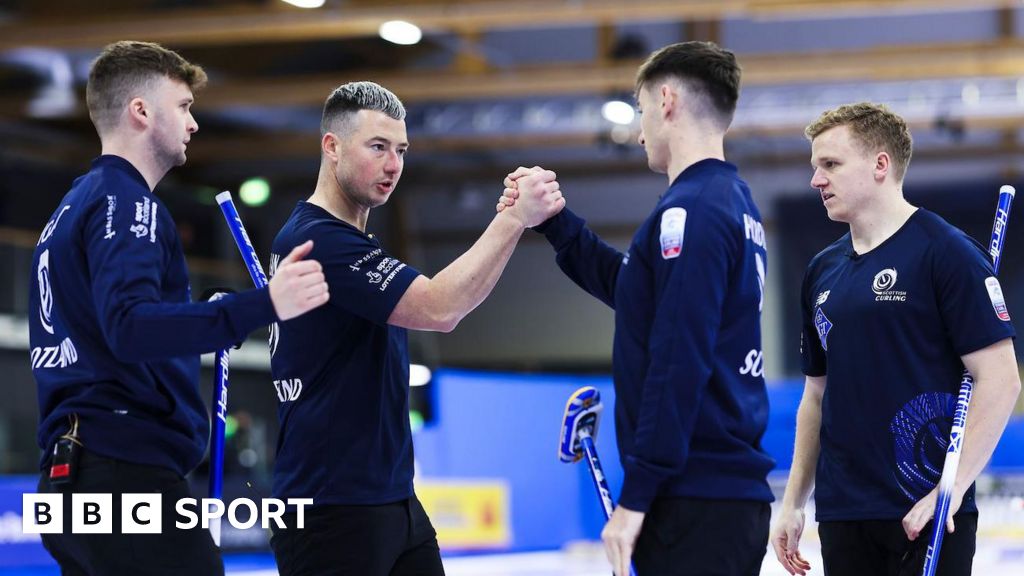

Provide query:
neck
left=100, top=136, right=169, bottom=191
left=309, top=164, right=370, bottom=231
left=665, top=125, right=726, bottom=184
left=848, top=189, right=917, bottom=254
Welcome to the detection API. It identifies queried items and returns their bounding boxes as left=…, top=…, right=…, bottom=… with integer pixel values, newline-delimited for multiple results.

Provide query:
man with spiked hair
left=266, top=81, right=565, bottom=575
left=770, top=102, right=1020, bottom=576
left=29, top=41, right=328, bottom=575
left=500, top=40, right=774, bottom=576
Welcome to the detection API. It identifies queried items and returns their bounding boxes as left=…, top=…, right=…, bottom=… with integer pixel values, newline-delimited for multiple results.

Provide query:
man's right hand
left=770, top=506, right=812, bottom=575
left=268, top=240, right=329, bottom=321
left=497, top=166, right=564, bottom=227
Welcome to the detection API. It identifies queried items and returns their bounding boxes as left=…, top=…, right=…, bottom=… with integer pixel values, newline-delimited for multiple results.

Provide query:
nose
left=810, top=169, right=827, bottom=190
left=384, top=150, right=402, bottom=175
left=637, top=131, right=645, bottom=146
left=188, top=113, right=198, bottom=134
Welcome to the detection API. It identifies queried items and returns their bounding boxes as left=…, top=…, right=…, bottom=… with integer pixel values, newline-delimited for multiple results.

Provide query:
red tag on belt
left=49, top=463, right=70, bottom=479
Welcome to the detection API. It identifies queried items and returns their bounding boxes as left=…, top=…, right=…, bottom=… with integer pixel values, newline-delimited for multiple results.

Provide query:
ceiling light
left=601, top=100, right=635, bottom=125
left=280, top=0, right=325, bottom=8
left=379, top=20, right=422, bottom=45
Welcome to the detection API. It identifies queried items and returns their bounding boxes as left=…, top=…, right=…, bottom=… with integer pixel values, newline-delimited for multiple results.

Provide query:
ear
left=660, top=83, right=676, bottom=119
left=874, top=151, right=891, bottom=182
left=127, top=97, right=149, bottom=129
left=322, top=132, right=340, bottom=162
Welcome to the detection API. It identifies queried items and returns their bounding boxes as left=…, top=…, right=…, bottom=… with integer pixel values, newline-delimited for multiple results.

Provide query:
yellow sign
left=415, top=480, right=510, bottom=549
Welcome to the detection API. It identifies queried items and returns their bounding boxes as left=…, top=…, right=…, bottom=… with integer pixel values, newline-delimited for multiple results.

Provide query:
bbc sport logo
left=21, top=494, right=312, bottom=534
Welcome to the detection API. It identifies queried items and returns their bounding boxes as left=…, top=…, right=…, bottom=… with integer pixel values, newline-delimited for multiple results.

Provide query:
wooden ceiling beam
left=176, top=110, right=1024, bottom=166
left=183, top=39, right=1024, bottom=109
left=6, top=36, right=1023, bottom=118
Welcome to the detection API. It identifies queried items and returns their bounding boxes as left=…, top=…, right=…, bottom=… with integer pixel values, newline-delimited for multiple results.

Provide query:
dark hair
left=320, top=81, right=406, bottom=137
left=805, top=102, right=914, bottom=182
left=86, top=40, right=206, bottom=134
left=635, top=41, right=741, bottom=128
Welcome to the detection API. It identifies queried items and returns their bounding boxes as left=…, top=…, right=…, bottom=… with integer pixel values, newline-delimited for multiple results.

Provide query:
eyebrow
left=368, top=136, right=410, bottom=148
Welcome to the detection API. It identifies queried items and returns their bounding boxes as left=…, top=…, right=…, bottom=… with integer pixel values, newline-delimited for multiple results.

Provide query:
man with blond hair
left=29, top=40, right=328, bottom=575
left=770, top=102, right=1021, bottom=576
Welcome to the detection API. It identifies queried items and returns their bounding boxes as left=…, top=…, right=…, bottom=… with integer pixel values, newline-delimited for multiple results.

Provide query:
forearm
left=953, top=339, right=1022, bottom=493
left=954, top=373, right=1021, bottom=493
left=426, top=211, right=525, bottom=326
left=540, top=209, right=621, bottom=308
left=104, top=288, right=276, bottom=361
left=781, top=385, right=824, bottom=510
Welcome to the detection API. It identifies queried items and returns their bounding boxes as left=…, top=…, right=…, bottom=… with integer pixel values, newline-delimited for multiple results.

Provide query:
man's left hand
left=601, top=505, right=645, bottom=576
left=902, top=485, right=964, bottom=541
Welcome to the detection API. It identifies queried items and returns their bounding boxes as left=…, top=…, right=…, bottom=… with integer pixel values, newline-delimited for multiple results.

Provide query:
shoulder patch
left=985, top=276, right=1011, bottom=321
left=659, top=207, right=687, bottom=260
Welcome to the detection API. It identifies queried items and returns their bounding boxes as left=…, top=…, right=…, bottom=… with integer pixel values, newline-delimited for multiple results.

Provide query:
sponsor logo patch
left=985, top=276, right=1011, bottom=321
left=659, top=207, right=686, bottom=259
left=814, top=306, right=832, bottom=351
left=104, top=195, right=117, bottom=240
left=130, top=197, right=158, bottom=243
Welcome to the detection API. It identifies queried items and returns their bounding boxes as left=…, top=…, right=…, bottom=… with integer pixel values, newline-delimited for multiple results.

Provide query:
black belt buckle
left=49, top=436, right=80, bottom=485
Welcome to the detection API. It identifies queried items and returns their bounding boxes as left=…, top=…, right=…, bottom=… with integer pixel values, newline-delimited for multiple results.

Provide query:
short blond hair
left=805, top=102, right=913, bottom=181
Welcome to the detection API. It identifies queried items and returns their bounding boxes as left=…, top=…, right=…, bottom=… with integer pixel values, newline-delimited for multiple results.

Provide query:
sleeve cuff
left=226, top=286, right=279, bottom=331
left=535, top=208, right=586, bottom=251
left=618, top=459, right=668, bottom=513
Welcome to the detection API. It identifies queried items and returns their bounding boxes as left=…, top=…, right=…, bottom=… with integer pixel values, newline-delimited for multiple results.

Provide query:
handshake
left=494, top=165, right=566, bottom=228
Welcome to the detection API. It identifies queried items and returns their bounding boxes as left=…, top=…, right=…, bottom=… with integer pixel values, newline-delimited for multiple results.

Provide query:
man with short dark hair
left=770, top=102, right=1021, bottom=576
left=29, top=40, right=329, bottom=575
left=500, top=41, right=774, bottom=576
left=266, top=81, right=564, bottom=576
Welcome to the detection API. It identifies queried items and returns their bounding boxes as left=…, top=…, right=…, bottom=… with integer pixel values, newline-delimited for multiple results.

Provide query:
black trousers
left=271, top=495, right=444, bottom=576
left=632, top=498, right=771, bottom=576
left=819, top=512, right=977, bottom=576
left=37, top=450, right=223, bottom=576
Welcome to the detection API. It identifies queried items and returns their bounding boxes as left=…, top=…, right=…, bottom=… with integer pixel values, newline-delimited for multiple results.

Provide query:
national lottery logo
left=659, top=207, right=686, bottom=260
left=985, top=276, right=1011, bottom=321
left=21, top=494, right=312, bottom=535
left=872, top=268, right=908, bottom=302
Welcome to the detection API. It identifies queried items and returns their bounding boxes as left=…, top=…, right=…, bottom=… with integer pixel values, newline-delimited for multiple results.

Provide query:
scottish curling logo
left=872, top=268, right=907, bottom=302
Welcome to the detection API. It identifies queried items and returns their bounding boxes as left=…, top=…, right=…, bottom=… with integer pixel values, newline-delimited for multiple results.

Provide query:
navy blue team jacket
left=801, top=208, right=1015, bottom=521
left=29, top=155, right=278, bottom=476
left=269, top=202, right=421, bottom=506
left=537, top=159, right=775, bottom=512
